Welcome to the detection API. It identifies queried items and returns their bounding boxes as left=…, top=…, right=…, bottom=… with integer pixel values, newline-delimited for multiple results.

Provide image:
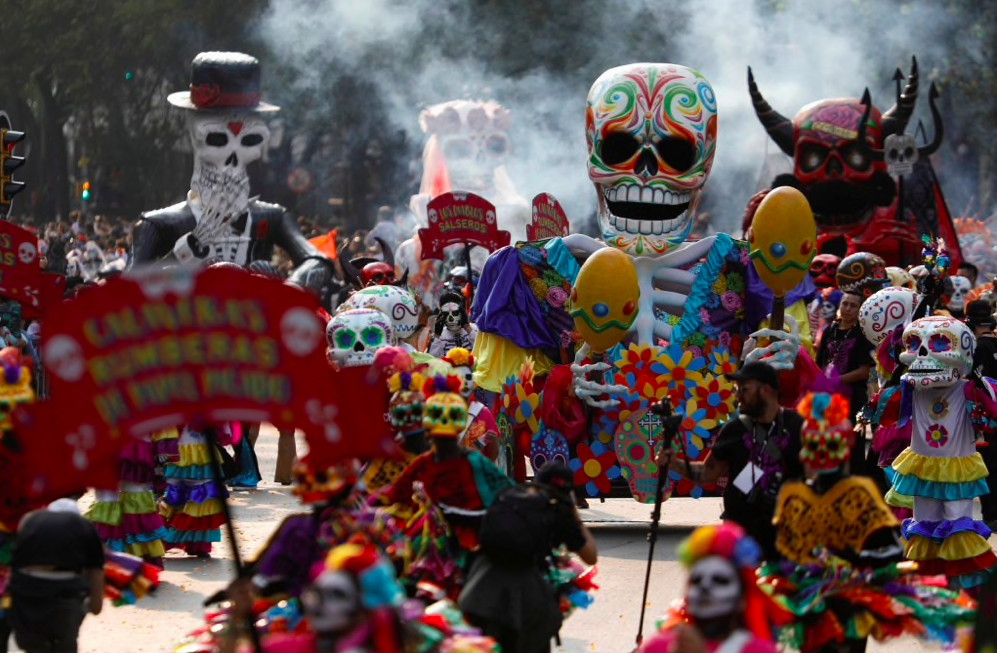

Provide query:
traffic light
left=0, top=111, right=25, bottom=219
left=81, top=181, right=92, bottom=202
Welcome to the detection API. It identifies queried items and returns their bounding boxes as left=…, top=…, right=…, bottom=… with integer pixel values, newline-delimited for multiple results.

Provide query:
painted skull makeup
left=586, top=63, right=717, bottom=257
left=303, top=571, right=360, bottom=634
left=685, top=556, right=741, bottom=619
left=441, top=301, right=463, bottom=333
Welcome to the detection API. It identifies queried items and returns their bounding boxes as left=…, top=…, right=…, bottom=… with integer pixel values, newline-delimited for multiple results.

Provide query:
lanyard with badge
left=732, top=410, right=783, bottom=496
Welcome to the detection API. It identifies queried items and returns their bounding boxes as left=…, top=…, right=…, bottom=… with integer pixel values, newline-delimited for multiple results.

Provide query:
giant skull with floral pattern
left=586, top=63, right=717, bottom=257
left=326, top=308, right=394, bottom=369
left=899, top=316, right=974, bottom=388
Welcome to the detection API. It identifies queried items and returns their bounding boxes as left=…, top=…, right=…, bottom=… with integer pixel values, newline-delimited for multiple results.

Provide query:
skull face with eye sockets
left=900, top=316, right=975, bottom=388
left=685, top=555, right=742, bottom=620
left=440, top=302, right=464, bottom=333
left=187, top=113, right=270, bottom=210
left=326, top=308, right=394, bottom=368
left=422, top=392, right=468, bottom=437
left=302, top=571, right=360, bottom=634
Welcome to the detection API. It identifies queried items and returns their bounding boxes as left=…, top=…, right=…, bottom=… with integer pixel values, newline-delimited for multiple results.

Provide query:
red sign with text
left=527, top=193, right=570, bottom=240
left=418, top=192, right=511, bottom=261
left=0, top=221, right=43, bottom=312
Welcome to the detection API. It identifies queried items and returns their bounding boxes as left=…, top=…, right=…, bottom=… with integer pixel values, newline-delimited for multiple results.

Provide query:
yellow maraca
left=749, top=186, right=816, bottom=331
left=569, top=248, right=639, bottom=353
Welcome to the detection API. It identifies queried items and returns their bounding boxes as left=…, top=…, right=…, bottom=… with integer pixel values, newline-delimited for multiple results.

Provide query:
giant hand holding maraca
left=568, top=248, right=640, bottom=407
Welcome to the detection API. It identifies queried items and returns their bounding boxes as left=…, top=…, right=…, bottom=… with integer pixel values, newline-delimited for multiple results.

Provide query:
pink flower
left=699, top=308, right=711, bottom=325
left=925, top=424, right=948, bottom=449
left=719, top=331, right=731, bottom=348
left=721, top=291, right=742, bottom=312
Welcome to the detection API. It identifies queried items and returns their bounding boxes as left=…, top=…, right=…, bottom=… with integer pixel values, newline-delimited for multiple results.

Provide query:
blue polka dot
left=593, top=303, right=609, bottom=317
left=769, top=242, right=786, bottom=258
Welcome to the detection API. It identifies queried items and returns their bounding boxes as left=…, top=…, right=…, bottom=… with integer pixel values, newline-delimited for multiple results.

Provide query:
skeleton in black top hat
left=131, top=52, right=334, bottom=296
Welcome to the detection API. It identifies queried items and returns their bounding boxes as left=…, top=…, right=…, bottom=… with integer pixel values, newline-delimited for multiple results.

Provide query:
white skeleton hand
left=571, top=342, right=629, bottom=408
left=743, top=313, right=801, bottom=371
left=191, top=171, right=251, bottom=250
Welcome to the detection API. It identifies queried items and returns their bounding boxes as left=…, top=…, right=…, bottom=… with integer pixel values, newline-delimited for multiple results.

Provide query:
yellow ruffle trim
left=892, top=449, right=988, bottom=483
left=126, top=541, right=165, bottom=558
left=471, top=332, right=555, bottom=393
left=150, top=428, right=180, bottom=442
left=940, top=531, right=994, bottom=561
left=176, top=444, right=215, bottom=466
left=884, top=488, right=915, bottom=509
left=906, top=532, right=993, bottom=561
left=86, top=502, right=122, bottom=525
left=120, top=492, right=157, bottom=515
left=181, top=499, right=224, bottom=517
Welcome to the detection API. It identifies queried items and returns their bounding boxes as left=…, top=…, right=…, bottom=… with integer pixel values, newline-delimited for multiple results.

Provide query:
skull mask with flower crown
left=900, top=316, right=975, bottom=388
left=423, top=389, right=468, bottom=438
left=797, top=393, right=854, bottom=474
left=586, top=63, right=718, bottom=257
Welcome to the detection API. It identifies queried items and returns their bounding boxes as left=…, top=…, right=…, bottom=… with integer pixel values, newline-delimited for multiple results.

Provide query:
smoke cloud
left=258, top=0, right=976, bottom=236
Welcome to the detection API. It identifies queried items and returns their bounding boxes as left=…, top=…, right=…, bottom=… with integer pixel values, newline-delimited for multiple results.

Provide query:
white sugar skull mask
left=859, top=286, right=919, bottom=347
left=340, top=285, right=420, bottom=340
left=948, top=275, right=972, bottom=311
left=326, top=308, right=394, bottom=368
left=686, top=555, right=741, bottom=620
left=303, top=570, right=360, bottom=634
left=188, top=113, right=270, bottom=208
left=900, top=316, right=974, bottom=388
left=586, top=63, right=717, bottom=257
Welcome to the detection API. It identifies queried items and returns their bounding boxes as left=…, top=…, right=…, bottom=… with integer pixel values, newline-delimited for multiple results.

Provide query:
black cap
left=726, top=361, right=779, bottom=390
left=536, top=461, right=573, bottom=492
left=966, top=300, right=996, bottom=328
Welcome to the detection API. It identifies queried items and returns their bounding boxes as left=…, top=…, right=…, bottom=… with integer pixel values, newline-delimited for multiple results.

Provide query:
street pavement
left=52, top=425, right=980, bottom=652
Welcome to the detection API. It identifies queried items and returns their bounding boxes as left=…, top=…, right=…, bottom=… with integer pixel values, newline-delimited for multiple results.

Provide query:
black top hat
left=168, top=52, right=279, bottom=113
left=726, top=361, right=780, bottom=390
left=966, top=300, right=996, bottom=328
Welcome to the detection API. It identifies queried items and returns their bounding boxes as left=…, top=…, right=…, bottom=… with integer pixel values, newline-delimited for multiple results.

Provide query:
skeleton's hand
left=744, top=313, right=801, bottom=371
left=191, top=171, right=250, bottom=249
left=571, top=343, right=629, bottom=409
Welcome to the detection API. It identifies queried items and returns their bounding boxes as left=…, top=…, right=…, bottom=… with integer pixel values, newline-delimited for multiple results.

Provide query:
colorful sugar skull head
left=326, top=308, right=394, bottom=368
left=341, top=285, right=420, bottom=341
left=422, top=376, right=468, bottom=437
left=836, top=252, right=888, bottom=299
left=858, top=286, right=919, bottom=347
left=948, top=275, right=972, bottom=312
left=900, top=316, right=974, bottom=387
left=387, top=371, right=426, bottom=432
left=586, top=63, right=717, bottom=256
left=809, top=254, right=841, bottom=289
left=442, top=347, right=476, bottom=401
left=796, top=392, right=853, bottom=474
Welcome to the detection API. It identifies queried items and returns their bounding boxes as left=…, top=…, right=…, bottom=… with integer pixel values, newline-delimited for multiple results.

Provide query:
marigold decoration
left=677, top=398, right=710, bottom=456
left=513, top=382, right=541, bottom=434
left=652, top=346, right=706, bottom=401
left=570, top=441, right=621, bottom=497
left=925, top=424, right=948, bottom=449
left=709, top=348, right=738, bottom=378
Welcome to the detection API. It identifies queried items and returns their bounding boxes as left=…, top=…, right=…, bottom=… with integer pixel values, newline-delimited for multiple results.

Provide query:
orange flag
left=310, top=229, right=340, bottom=260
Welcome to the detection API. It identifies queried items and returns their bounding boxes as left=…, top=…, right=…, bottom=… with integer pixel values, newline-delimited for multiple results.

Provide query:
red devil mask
left=361, top=262, right=395, bottom=287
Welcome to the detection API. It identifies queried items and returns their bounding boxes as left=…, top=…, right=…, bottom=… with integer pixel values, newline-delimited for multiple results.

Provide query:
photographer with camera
left=660, top=362, right=804, bottom=561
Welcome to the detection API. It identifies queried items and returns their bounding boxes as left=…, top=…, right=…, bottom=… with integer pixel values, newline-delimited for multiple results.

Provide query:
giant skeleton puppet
left=131, top=53, right=333, bottom=296
left=745, top=58, right=962, bottom=269
left=396, top=100, right=530, bottom=307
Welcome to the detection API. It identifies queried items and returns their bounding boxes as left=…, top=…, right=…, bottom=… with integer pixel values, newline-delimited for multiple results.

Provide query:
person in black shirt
left=9, top=498, right=105, bottom=653
left=663, top=361, right=804, bottom=562
left=816, top=292, right=874, bottom=421
left=967, top=299, right=997, bottom=527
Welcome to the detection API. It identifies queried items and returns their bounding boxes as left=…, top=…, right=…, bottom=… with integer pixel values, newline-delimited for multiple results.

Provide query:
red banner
left=418, top=192, right=510, bottom=260
left=0, top=221, right=43, bottom=312
left=527, top=193, right=570, bottom=240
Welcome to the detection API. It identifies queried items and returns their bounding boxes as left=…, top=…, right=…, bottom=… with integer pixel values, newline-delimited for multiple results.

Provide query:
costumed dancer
left=160, top=424, right=233, bottom=557
left=637, top=522, right=788, bottom=653
left=442, top=348, right=500, bottom=462
left=86, top=429, right=174, bottom=568
left=887, top=315, right=997, bottom=590
left=429, top=291, right=477, bottom=359
left=249, top=459, right=359, bottom=599
left=765, top=392, right=977, bottom=653
left=385, top=375, right=513, bottom=551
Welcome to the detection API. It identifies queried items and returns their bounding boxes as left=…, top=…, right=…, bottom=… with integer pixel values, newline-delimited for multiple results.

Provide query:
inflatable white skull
left=326, top=308, right=394, bottom=368
left=859, top=286, right=919, bottom=347
left=339, top=285, right=420, bottom=341
left=948, top=275, right=972, bottom=312
left=585, top=63, right=717, bottom=257
left=900, top=316, right=974, bottom=387
left=187, top=112, right=270, bottom=210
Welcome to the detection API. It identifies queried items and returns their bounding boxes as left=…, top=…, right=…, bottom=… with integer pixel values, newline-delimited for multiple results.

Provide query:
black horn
left=881, top=56, right=919, bottom=139
left=855, top=89, right=883, bottom=161
left=917, top=82, right=944, bottom=157
left=374, top=236, right=395, bottom=269
left=748, top=67, right=794, bottom=157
